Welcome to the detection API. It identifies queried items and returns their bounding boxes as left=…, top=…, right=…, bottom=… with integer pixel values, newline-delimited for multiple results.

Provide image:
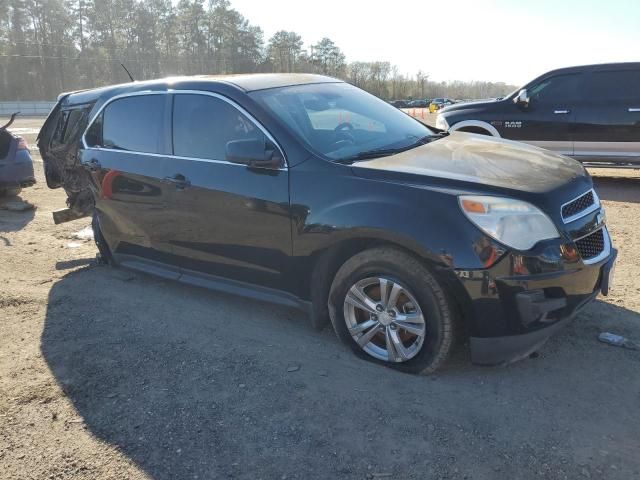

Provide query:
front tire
left=328, top=247, right=455, bottom=374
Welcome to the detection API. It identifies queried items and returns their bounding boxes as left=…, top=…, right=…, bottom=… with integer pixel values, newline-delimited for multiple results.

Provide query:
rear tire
left=92, top=212, right=113, bottom=264
left=0, top=187, right=21, bottom=197
left=328, top=247, right=455, bottom=374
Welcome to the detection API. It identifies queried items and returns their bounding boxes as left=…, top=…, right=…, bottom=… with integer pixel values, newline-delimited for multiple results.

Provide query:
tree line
left=0, top=0, right=517, bottom=101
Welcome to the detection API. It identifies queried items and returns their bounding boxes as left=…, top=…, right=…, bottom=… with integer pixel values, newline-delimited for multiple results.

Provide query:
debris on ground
left=598, top=332, right=639, bottom=350
left=72, top=226, right=94, bottom=241
left=287, top=365, right=300, bottom=372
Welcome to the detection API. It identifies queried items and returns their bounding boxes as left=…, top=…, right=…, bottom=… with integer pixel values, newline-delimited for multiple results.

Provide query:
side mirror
left=513, top=88, right=529, bottom=107
left=225, top=138, right=283, bottom=169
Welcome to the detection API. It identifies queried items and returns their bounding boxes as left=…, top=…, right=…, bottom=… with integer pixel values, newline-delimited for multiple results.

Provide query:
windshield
left=250, top=82, right=436, bottom=161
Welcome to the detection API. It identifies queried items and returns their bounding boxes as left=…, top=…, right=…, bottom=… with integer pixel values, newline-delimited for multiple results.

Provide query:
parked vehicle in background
left=389, top=99, right=411, bottom=108
left=436, top=63, right=640, bottom=168
left=0, top=112, right=35, bottom=197
left=39, top=74, right=616, bottom=374
left=408, top=99, right=429, bottom=108
left=429, top=98, right=455, bottom=113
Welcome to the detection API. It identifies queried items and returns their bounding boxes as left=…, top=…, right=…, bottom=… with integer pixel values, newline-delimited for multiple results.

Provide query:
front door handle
left=554, top=109, right=570, bottom=114
left=163, top=173, right=191, bottom=189
left=629, top=108, right=640, bottom=112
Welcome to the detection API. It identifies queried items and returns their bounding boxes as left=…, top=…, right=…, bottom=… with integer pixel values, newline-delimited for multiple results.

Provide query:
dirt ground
left=1, top=117, right=640, bottom=479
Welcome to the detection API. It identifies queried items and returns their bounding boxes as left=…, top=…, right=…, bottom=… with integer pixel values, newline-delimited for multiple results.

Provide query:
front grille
left=575, top=228, right=605, bottom=260
left=562, top=190, right=595, bottom=222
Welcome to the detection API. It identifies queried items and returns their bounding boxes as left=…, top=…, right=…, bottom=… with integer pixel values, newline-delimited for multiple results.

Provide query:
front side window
left=172, top=94, right=267, bottom=161
left=250, top=82, right=436, bottom=161
left=101, top=95, right=165, bottom=153
left=529, top=74, right=581, bottom=103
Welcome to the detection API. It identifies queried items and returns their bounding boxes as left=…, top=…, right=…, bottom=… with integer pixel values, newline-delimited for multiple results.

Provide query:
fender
left=292, top=195, right=489, bottom=271
left=449, top=119, right=501, bottom=137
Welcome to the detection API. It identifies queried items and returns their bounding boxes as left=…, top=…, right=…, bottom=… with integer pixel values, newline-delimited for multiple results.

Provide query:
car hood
left=350, top=132, right=587, bottom=194
left=440, top=98, right=500, bottom=114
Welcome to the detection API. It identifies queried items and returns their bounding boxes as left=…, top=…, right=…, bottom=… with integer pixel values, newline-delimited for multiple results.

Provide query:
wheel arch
left=450, top=120, right=500, bottom=137
left=305, top=235, right=473, bottom=334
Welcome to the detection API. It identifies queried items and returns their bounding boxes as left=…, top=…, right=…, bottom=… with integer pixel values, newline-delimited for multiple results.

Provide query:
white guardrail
left=0, top=101, right=57, bottom=116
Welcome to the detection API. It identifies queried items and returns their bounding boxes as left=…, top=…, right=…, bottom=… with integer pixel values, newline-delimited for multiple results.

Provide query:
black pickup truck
left=436, top=63, right=640, bottom=168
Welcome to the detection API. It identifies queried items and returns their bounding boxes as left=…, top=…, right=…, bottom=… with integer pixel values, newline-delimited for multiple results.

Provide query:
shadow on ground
left=592, top=175, right=640, bottom=204
left=0, top=194, right=35, bottom=245
left=41, top=265, right=640, bottom=479
left=55, top=258, right=95, bottom=270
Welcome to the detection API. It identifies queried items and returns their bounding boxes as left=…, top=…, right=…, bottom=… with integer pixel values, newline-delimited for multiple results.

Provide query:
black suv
left=39, top=74, right=616, bottom=374
left=436, top=63, right=640, bottom=168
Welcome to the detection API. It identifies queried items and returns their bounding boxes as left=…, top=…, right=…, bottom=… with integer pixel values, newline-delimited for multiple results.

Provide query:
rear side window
left=584, top=70, right=640, bottom=101
left=530, top=74, right=581, bottom=103
left=172, top=94, right=266, bottom=161
left=102, top=95, right=165, bottom=153
left=50, top=107, right=90, bottom=148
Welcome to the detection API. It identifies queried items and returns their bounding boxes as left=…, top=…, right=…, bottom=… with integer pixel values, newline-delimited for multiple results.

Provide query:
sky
left=228, top=0, right=640, bottom=86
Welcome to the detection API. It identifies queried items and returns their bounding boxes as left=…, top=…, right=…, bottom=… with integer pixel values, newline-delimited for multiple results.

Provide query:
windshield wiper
left=335, top=148, right=406, bottom=164
left=335, top=132, right=449, bottom=165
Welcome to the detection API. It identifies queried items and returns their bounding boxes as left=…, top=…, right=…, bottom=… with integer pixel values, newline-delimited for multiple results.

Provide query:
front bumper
left=0, top=149, right=36, bottom=189
left=458, top=246, right=617, bottom=366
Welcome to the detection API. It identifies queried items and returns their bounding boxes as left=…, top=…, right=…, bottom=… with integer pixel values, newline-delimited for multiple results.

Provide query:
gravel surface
left=1, top=118, right=639, bottom=479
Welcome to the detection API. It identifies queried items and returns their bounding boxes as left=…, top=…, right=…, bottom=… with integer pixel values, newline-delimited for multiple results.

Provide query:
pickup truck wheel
left=328, top=247, right=455, bottom=374
left=92, top=212, right=113, bottom=264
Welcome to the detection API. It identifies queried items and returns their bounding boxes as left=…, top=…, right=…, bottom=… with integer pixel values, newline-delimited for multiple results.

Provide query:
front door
left=162, top=92, right=292, bottom=291
left=502, top=73, right=582, bottom=156
left=81, top=93, right=179, bottom=273
left=573, top=68, right=640, bottom=164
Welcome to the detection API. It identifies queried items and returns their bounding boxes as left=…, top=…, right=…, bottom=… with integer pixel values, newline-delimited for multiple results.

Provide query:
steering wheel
left=333, top=122, right=355, bottom=146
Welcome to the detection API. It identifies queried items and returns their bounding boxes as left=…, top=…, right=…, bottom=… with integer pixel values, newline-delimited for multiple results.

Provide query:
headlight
left=435, top=115, right=449, bottom=130
left=459, top=195, right=559, bottom=250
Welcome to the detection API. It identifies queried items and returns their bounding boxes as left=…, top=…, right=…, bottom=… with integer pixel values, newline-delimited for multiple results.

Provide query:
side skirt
left=115, top=254, right=312, bottom=315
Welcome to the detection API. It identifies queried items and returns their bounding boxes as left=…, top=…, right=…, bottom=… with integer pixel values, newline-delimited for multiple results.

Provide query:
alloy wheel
left=343, top=276, right=426, bottom=363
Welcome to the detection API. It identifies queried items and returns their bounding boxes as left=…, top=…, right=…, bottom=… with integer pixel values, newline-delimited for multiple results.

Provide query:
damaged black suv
left=39, top=74, right=616, bottom=373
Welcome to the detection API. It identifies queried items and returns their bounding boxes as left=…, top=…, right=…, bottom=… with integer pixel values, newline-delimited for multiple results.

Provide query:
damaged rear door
left=38, top=98, right=96, bottom=220
left=79, top=92, right=179, bottom=272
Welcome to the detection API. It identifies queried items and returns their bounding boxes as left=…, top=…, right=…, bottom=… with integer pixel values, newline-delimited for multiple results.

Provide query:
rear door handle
left=629, top=108, right=640, bottom=112
left=163, top=173, right=191, bottom=189
left=554, top=109, right=570, bottom=114
left=85, top=158, right=102, bottom=171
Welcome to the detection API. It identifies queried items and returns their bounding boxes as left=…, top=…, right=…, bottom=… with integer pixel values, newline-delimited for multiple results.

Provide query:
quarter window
left=172, top=94, right=267, bottom=161
left=85, top=112, right=103, bottom=147
left=101, top=95, right=165, bottom=153
left=50, top=110, right=69, bottom=147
